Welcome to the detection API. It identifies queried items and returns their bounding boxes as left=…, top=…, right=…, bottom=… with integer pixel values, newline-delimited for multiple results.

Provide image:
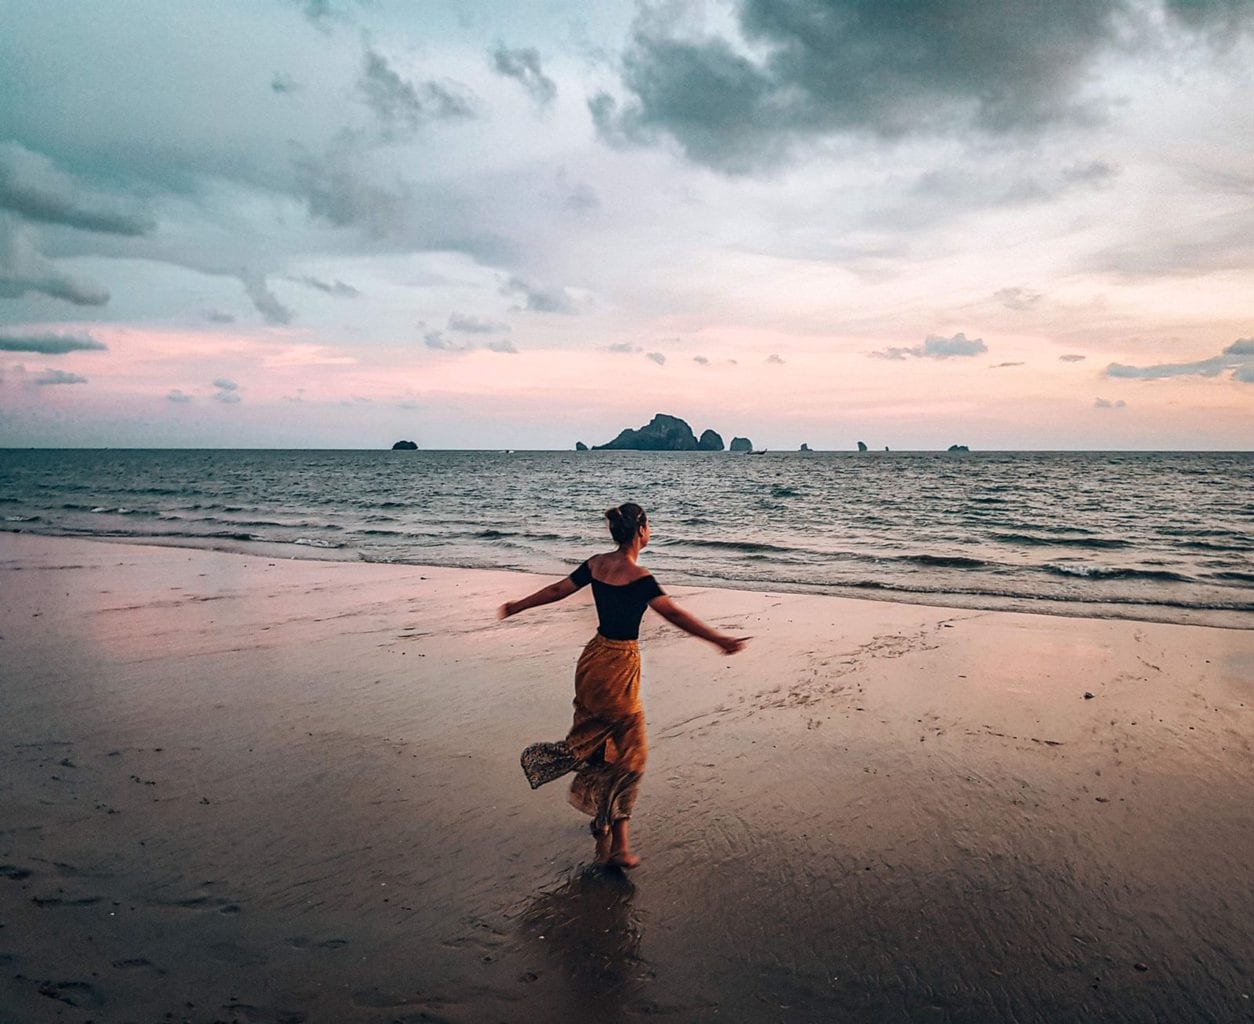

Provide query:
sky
left=0, top=0, right=1251, bottom=450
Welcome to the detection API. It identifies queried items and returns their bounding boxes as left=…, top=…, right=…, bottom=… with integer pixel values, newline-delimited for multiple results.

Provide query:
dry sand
left=0, top=533, right=1251, bottom=1023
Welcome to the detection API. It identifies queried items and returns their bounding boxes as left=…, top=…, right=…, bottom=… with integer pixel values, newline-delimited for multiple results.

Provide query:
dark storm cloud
left=447, top=313, right=509, bottom=334
left=490, top=45, right=557, bottom=106
left=592, top=0, right=1136, bottom=172
left=502, top=275, right=576, bottom=313
left=1, top=217, right=110, bottom=306
left=239, top=271, right=293, bottom=325
left=359, top=49, right=475, bottom=136
left=871, top=332, right=988, bottom=360
left=0, top=142, right=155, bottom=236
left=0, top=332, right=106, bottom=354
left=1161, top=0, right=1254, bottom=29
left=290, top=143, right=416, bottom=238
left=1104, top=338, right=1254, bottom=381
left=295, top=275, right=360, bottom=297
left=33, top=368, right=87, bottom=386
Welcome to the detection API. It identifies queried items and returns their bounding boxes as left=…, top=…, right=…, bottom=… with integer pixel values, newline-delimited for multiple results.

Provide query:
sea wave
left=1041, top=564, right=1194, bottom=583
left=990, top=532, right=1130, bottom=549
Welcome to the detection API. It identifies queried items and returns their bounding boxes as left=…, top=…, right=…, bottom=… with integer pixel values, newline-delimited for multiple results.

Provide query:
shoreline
left=1, top=533, right=1251, bottom=1022
left=4, top=528, right=1250, bottom=630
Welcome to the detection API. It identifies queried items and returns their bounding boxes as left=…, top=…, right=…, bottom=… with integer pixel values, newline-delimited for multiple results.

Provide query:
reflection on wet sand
left=513, top=866, right=647, bottom=1020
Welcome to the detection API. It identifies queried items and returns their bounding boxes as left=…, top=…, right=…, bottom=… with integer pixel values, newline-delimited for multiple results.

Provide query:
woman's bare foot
left=608, top=818, right=640, bottom=868
left=593, top=827, right=612, bottom=864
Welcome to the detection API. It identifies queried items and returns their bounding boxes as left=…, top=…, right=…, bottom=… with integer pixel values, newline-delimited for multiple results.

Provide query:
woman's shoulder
left=588, top=552, right=655, bottom=585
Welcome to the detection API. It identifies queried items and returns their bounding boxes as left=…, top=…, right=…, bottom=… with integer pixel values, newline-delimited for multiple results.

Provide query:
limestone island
left=947, top=444, right=971, bottom=453
left=593, top=413, right=729, bottom=451
left=391, top=440, right=418, bottom=450
left=729, top=437, right=754, bottom=452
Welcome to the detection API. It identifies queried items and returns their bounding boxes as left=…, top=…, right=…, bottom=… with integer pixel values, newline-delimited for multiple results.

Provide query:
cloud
left=423, top=329, right=461, bottom=351
left=871, top=332, right=987, bottom=360
left=646, top=351, right=666, bottom=365
left=1162, top=0, right=1254, bottom=30
left=994, top=287, right=1043, bottom=311
left=1104, top=338, right=1254, bottom=382
left=1062, top=159, right=1119, bottom=185
left=486, top=338, right=518, bottom=354
left=167, top=389, right=192, bottom=403
left=239, top=270, right=293, bottom=325
left=0, top=332, right=106, bottom=354
left=1059, top=353, right=1087, bottom=362
left=205, top=309, right=236, bottom=324
left=0, top=217, right=110, bottom=306
left=295, top=275, right=360, bottom=297
left=606, top=342, right=642, bottom=353
left=693, top=355, right=709, bottom=365
left=490, top=45, right=557, bottom=106
left=447, top=313, right=509, bottom=334
left=766, top=353, right=784, bottom=364
left=0, top=141, right=154, bottom=235
left=1094, top=397, right=1127, bottom=408
left=212, top=378, right=240, bottom=403
left=33, top=368, right=87, bottom=386
left=563, top=182, right=600, bottom=213
left=990, top=361, right=1025, bottom=368
left=359, top=49, right=475, bottom=136
left=290, top=145, right=414, bottom=235
left=502, top=275, right=576, bottom=313
left=592, top=0, right=1140, bottom=173
left=271, top=73, right=301, bottom=94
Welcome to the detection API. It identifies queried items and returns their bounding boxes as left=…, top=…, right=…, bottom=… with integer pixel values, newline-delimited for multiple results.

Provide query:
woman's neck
left=616, top=542, right=641, bottom=563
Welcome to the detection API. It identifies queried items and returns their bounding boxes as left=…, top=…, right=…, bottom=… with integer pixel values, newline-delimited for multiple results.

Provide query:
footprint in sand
left=37, top=979, right=104, bottom=1008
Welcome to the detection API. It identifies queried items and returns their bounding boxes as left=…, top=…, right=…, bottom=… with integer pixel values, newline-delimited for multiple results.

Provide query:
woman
left=498, top=502, right=747, bottom=869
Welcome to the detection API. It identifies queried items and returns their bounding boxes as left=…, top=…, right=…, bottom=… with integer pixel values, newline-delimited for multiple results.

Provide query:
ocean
left=1, top=448, right=1250, bottom=628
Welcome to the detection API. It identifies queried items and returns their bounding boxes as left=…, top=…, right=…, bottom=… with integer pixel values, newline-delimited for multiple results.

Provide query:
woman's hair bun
left=605, top=502, right=646, bottom=544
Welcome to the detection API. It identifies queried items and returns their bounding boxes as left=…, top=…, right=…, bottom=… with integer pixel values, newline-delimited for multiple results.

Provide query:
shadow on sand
left=513, top=865, right=649, bottom=1019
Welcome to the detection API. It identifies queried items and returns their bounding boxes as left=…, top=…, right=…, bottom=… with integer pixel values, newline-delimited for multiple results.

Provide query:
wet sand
left=0, top=533, right=1251, bottom=1023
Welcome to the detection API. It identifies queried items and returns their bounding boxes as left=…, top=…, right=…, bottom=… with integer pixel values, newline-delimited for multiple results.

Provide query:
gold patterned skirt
left=520, top=634, right=647, bottom=831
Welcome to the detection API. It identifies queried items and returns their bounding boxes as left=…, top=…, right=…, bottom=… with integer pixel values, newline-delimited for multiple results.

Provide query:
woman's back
left=586, top=550, right=652, bottom=586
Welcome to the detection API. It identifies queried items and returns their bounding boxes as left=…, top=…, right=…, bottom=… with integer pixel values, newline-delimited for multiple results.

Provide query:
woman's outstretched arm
left=648, top=595, right=748, bottom=655
left=498, top=577, right=579, bottom=619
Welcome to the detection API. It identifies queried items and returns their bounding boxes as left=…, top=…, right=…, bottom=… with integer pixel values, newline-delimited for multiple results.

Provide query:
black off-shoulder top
left=569, top=560, right=665, bottom=640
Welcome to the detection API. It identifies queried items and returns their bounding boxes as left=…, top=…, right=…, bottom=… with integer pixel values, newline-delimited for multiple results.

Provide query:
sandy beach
left=0, top=533, right=1250, bottom=1023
